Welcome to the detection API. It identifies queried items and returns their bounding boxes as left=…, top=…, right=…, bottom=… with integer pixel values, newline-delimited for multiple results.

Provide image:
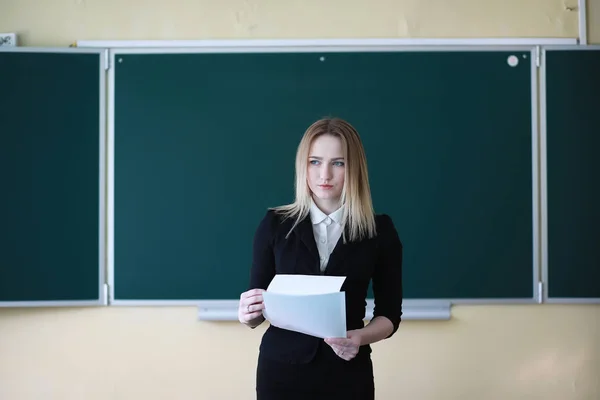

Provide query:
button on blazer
left=248, top=209, right=403, bottom=364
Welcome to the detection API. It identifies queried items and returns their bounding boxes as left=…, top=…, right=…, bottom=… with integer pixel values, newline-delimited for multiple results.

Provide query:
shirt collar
left=310, top=200, right=344, bottom=225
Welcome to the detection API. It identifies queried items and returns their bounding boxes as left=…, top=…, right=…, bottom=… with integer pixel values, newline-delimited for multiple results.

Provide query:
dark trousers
left=256, top=341, right=375, bottom=400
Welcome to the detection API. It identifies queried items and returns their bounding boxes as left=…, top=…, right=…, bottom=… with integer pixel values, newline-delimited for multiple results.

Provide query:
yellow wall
left=1, top=1, right=599, bottom=399
left=590, top=0, right=600, bottom=43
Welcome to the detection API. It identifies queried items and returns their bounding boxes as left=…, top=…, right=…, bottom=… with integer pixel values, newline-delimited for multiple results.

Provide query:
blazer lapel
left=293, top=214, right=359, bottom=275
left=295, top=216, right=321, bottom=274
left=323, top=227, right=357, bottom=275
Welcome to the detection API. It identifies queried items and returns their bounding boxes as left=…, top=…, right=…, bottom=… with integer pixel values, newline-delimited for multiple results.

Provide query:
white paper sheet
left=262, top=274, right=347, bottom=339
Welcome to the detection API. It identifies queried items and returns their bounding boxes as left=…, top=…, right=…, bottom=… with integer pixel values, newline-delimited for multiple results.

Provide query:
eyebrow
left=309, top=156, right=345, bottom=161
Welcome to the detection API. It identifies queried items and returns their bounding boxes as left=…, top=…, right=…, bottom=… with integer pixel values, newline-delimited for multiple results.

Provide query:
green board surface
left=544, top=48, right=600, bottom=301
left=113, top=49, right=535, bottom=302
left=0, top=50, right=104, bottom=304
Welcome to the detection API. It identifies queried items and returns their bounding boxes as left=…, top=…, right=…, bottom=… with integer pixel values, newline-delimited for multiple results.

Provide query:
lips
left=318, top=184, right=333, bottom=189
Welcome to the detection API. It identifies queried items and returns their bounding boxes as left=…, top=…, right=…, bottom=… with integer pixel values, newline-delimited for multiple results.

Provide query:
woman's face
left=307, top=134, right=345, bottom=205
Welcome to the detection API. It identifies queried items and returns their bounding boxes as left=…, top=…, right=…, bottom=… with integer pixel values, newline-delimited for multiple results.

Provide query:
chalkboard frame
left=540, top=45, right=600, bottom=304
left=105, top=43, right=542, bottom=313
left=0, top=47, right=107, bottom=307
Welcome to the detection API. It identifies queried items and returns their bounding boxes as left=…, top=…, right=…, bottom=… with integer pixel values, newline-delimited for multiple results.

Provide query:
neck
left=312, top=196, right=341, bottom=215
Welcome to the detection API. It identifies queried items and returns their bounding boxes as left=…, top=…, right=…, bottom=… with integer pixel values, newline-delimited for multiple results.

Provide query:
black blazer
left=248, top=209, right=403, bottom=364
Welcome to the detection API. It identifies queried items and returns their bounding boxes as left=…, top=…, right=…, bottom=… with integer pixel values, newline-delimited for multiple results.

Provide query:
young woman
left=238, top=117, right=403, bottom=400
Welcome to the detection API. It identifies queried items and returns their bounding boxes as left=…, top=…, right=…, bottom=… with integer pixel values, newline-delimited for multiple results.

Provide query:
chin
left=315, top=191, right=340, bottom=200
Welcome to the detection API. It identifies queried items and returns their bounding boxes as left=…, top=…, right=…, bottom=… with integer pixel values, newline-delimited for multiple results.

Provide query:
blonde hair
left=272, top=117, right=376, bottom=242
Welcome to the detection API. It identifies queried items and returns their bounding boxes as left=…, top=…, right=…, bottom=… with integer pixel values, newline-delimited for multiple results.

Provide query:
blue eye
left=308, top=159, right=344, bottom=166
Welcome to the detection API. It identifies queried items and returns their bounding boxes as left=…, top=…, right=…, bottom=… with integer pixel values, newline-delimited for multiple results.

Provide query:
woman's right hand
left=238, top=288, right=265, bottom=327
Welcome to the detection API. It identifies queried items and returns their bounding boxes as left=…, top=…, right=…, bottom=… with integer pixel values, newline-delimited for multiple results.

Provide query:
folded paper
left=262, top=274, right=347, bottom=339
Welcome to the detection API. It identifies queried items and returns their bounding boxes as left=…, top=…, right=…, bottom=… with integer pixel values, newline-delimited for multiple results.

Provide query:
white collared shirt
left=310, top=201, right=344, bottom=272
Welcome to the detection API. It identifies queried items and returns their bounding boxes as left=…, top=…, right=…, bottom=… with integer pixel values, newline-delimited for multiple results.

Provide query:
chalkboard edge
left=544, top=298, right=600, bottom=304
left=0, top=47, right=108, bottom=308
left=0, top=46, right=108, bottom=55
left=76, top=37, right=578, bottom=50
left=0, top=300, right=105, bottom=308
left=539, top=46, right=600, bottom=305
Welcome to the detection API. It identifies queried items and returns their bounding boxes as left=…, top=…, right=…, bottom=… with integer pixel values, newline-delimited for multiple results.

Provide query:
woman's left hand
left=324, top=330, right=362, bottom=361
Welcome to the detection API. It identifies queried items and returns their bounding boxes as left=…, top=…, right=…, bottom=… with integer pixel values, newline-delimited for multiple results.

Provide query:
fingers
left=330, top=345, right=356, bottom=361
left=238, top=289, right=266, bottom=324
left=240, top=289, right=264, bottom=307
left=324, top=337, right=347, bottom=346
left=239, top=306, right=263, bottom=324
left=325, top=340, right=358, bottom=361
left=240, top=289, right=264, bottom=308
left=242, top=309, right=264, bottom=322
left=327, top=342, right=354, bottom=353
left=241, top=288, right=264, bottom=299
left=245, top=302, right=265, bottom=317
left=242, top=294, right=264, bottom=309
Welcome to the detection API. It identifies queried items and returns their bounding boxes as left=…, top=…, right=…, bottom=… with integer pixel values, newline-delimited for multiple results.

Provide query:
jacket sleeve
left=248, top=210, right=277, bottom=291
left=372, top=214, right=403, bottom=337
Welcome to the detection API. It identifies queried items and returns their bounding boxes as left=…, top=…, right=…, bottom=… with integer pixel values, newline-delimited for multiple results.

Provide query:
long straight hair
left=272, top=117, right=376, bottom=242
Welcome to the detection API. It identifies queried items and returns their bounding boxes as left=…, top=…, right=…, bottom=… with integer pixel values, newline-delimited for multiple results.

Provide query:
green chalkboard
left=544, top=47, right=600, bottom=302
left=112, top=48, right=536, bottom=303
left=0, top=49, right=105, bottom=306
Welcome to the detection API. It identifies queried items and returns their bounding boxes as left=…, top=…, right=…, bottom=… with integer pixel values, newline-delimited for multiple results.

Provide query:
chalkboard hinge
left=538, top=281, right=543, bottom=303
left=535, top=46, right=541, bottom=68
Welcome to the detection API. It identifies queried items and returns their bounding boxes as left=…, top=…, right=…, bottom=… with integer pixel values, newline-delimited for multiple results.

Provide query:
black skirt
left=256, top=341, right=375, bottom=400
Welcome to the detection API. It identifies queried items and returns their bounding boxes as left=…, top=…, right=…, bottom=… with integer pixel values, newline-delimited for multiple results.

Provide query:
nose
left=320, top=163, right=333, bottom=181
